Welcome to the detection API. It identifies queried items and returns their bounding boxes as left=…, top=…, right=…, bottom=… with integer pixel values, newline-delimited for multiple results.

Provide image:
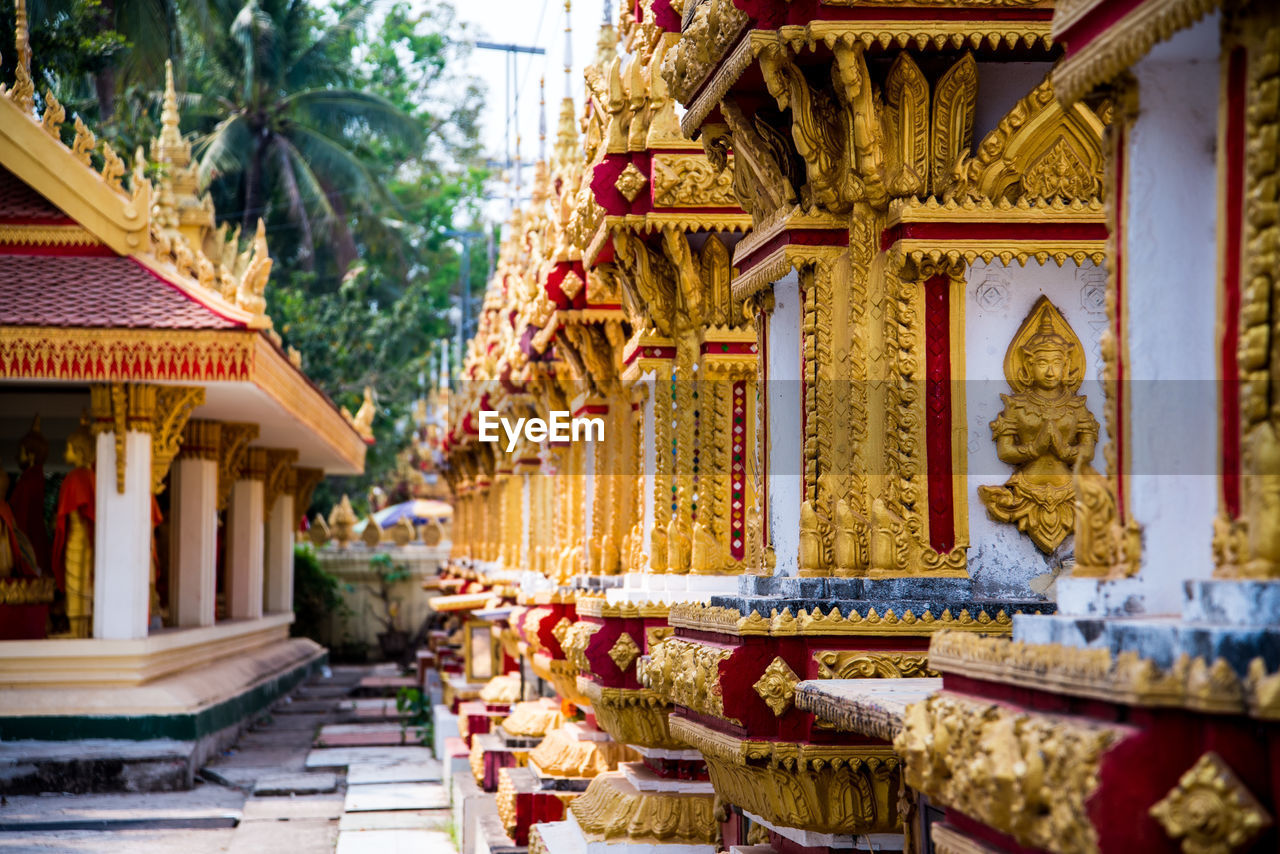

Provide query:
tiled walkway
left=0, top=665, right=455, bottom=854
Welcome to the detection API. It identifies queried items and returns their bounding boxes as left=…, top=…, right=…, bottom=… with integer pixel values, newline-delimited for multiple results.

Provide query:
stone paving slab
left=337, top=809, right=450, bottom=831
left=346, top=760, right=442, bottom=785
left=0, top=788, right=244, bottom=824
left=343, top=783, right=449, bottom=812
left=356, top=676, right=417, bottom=692
left=315, top=729, right=408, bottom=747
left=251, top=772, right=339, bottom=796
left=239, top=794, right=345, bottom=821
left=0, top=828, right=238, bottom=853
left=320, top=723, right=406, bottom=736
left=274, top=699, right=343, bottom=714
left=296, top=684, right=356, bottom=698
left=305, top=746, right=435, bottom=770
left=226, top=817, right=339, bottom=853
left=335, top=828, right=453, bottom=854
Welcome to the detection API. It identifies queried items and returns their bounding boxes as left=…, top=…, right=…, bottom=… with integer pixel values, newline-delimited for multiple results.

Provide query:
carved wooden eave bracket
left=1051, top=0, right=1223, bottom=105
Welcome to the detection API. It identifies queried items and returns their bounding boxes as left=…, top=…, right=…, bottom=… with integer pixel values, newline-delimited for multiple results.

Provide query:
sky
left=448, top=0, right=612, bottom=214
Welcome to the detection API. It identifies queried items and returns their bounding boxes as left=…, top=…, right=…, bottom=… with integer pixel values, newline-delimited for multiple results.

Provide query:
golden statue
left=329, top=495, right=357, bottom=547
left=54, top=420, right=96, bottom=637
left=978, top=297, right=1099, bottom=553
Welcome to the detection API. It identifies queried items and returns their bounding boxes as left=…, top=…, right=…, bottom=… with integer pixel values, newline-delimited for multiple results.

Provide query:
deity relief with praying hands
left=979, top=296, right=1100, bottom=553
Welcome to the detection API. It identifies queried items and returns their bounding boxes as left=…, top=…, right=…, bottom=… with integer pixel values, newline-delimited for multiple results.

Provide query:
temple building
left=0, top=19, right=364, bottom=788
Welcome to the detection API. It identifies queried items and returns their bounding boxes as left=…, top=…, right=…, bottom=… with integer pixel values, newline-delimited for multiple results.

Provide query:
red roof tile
left=0, top=166, right=70, bottom=223
left=0, top=254, right=244, bottom=329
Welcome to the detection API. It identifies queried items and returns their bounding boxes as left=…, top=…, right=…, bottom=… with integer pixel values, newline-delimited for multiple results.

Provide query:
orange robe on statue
left=52, top=467, right=95, bottom=591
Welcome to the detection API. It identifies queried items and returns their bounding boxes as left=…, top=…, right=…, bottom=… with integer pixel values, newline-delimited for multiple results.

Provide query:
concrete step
left=0, top=738, right=196, bottom=794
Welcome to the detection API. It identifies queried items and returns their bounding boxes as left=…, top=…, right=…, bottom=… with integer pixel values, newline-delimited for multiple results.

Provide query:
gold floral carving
left=550, top=616, right=573, bottom=650
left=1149, top=752, right=1272, bottom=854
left=0, top=327, right=256, bottom=383
left=149, top=386, right=205, bottom=494
left=577, top=679, right=684, bottom=750
left=480, top=673, right=522, bottom=704
left=469, top=735, right=485, bottom=784
left=641, top=636, right=737, bottom=723
left=608, top=632, right=641, bottom=673
left=978, top=297, right=1099, bottom=553
left=650, top=153, right=736, bottom=208
left=89, top=383, right=157, bottom=494
left=753, top=656, right=800, bottom=716
left=216, top=423, right=259, bottom=511
left=570, top=772, right=718, bottom=844
left=667, top=600, right=1018, bottom=637
left=292, top=467, right=324, bottom=527
left=500, top=700, right=565, bottom=738
left=897, top=692, right=1121, bottom=854
left=927, top=632, right=1280, bottom=718
left=528, top=726, right=638, bottom=778
left=614, top=163, right=648, bottom=203
left=669, top=716, right=902, bottom=836
left=561, top=620, right=601, bottom=673
left=950, top=79, right=1105, bottom=204
left=496, top=768, right=518, bottom=837
left=814, top=650, right=937, bottom=679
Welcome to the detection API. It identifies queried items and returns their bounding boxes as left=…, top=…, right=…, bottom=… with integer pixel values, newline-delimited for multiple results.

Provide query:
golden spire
left=9, top=0, right=35, bottom=113
left=156, top=60, right=190, bottom=167
left=594, top=0, right=617, bottom=67
left=553, top=96, right=579, bottom=171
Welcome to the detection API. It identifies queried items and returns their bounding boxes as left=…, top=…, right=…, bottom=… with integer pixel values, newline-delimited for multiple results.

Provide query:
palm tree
left=187, top=0, right=421, bottom=270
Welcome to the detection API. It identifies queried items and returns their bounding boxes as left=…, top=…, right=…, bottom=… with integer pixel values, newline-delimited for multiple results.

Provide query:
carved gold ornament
left=667, top=600, right=1020, bottom=637
left=979, top=297, right=1099, bottom=552
left=651, top=153, right=736, bottom=207
left=671, top=716, right=902, bottom=835
left=528, top=726, right=637, bottom=778
left=897, top=692, right=1120, bottom=853
left=500, top=700, right=565, bottom=738
left=569, top=772, right=718, bottom=845
left=577, top=679, right=684, bottom=750
left=814, top=650, right=937, bottom=679
left=550, top=616, right=573, bottom=649
left=641, top=637, right=737, bottom=723
left=608, top=632, right=641, bottom=673
left=753, top=656, right=800, bottom=716
left=614, top=163, right=648, bottom=203
left=1149, top=752, right=1272, bottom=854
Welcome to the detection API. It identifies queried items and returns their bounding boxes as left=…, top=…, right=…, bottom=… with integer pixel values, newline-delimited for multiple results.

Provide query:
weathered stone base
left=0, top=636, right=325, bottom=793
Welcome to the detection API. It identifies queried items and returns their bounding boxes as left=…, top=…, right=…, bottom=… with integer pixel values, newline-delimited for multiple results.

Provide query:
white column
left=264, top=491, right=294, bottom=613
left=226, top=449, right=266, bottom=620
left=93, top=430, right=153, bottom=640
left=170, top=454, right=218, bottom=627
left=766, top=270, right=802, bottom=576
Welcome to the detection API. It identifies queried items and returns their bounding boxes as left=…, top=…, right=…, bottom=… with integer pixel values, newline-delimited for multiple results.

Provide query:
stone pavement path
left=0, top=664, right=455, bottom=854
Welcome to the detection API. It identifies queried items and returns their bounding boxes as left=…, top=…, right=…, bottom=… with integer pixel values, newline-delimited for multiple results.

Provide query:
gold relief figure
left=979, top=297, right=1099, bottom=553
left=54, top=421, right=96, bottom=637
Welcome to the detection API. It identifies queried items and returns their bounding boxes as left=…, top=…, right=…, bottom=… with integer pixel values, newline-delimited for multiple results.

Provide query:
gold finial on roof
left=158, top=60, right=188, bottom=163
left=9, top=0, right=34, bottom=113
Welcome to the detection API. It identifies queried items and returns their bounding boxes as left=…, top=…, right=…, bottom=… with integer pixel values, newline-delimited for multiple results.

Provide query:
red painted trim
left=924, top=275, right=956, bottom=553
left=0, top=215, right=78, bottom=226
left=760, top=307, right=770, bottom=551
left=699, top=341, right=759, bottom=355
left=880, top=220, right=1108, bottom=251
left=731, top=378, right=747, bottom=561
left=1057, top=0, right=1148, bottom=60
left=623, top=344, right=677, bottom=366
left=1113, top=127, right=1127, bottom=522
left=1222, top=47, right=1247, bottom=519
left=736, top=227, right=849, bottom=273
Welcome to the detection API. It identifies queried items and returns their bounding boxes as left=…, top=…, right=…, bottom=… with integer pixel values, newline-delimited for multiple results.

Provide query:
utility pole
left=474, top=40, right=547, bottom=210
left=442, top=229, right=486, bottom=381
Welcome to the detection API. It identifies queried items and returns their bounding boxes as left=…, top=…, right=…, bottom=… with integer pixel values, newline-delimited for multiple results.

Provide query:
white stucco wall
left=964, top=260, right=1110, bottom=597
left=766, top=271, right=803, bottom=576
left=1120, top=12, right=1221, bottom=611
